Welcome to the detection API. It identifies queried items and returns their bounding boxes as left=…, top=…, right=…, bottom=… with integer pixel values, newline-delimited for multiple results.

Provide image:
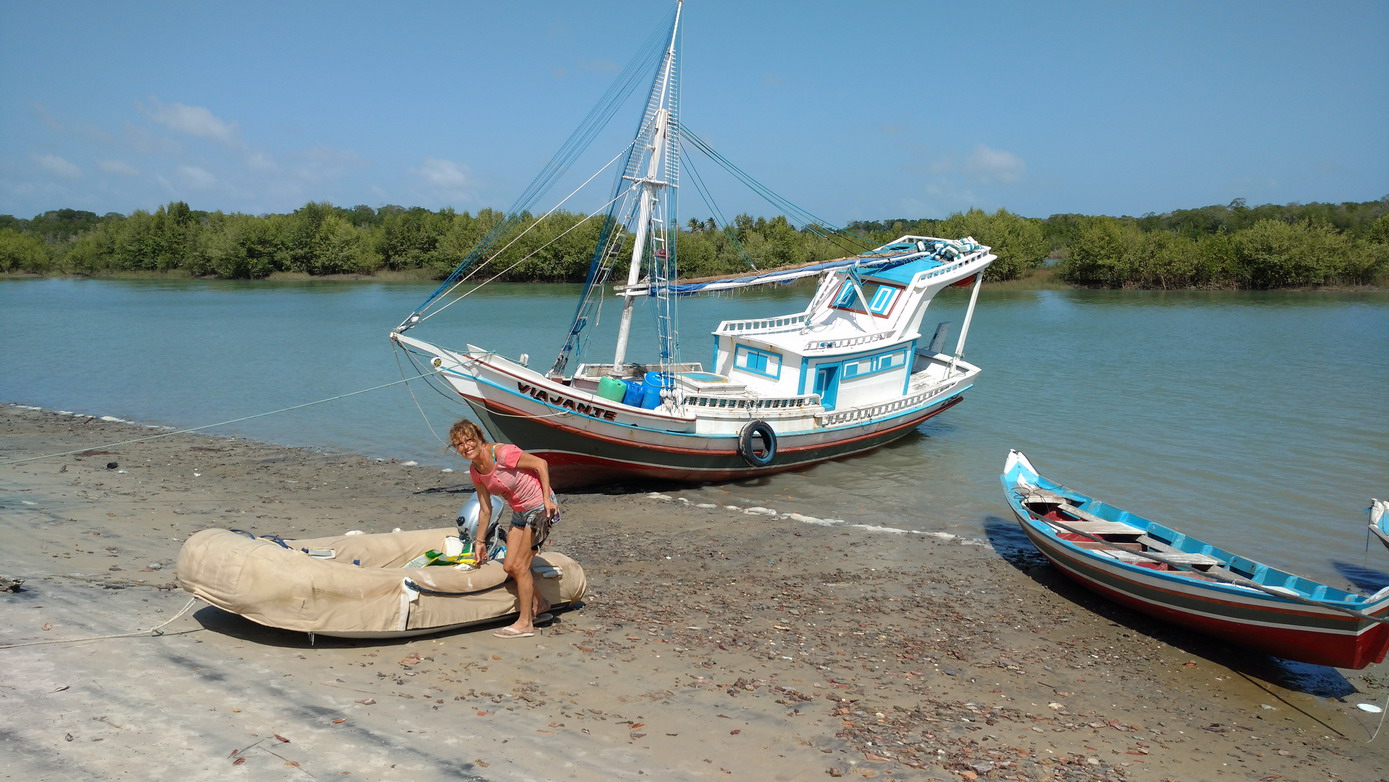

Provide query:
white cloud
left=144, top=99, right=241, bottom=147
left=33, top=154, right=82, bottom=179
left=965, top=144, right=1025, bottom=184
left=177, top=165, right=217, bottom=190
left=244, top=150, right=277, bottom=172
left=28, top=101, right=64, bottom=133
left=99, top=159, right=140, bottom=176
left=414, top=157, right=474, bottom=191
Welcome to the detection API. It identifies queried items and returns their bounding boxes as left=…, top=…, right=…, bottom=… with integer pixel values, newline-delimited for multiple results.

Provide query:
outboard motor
left=456, top=494, right=505, bottom=556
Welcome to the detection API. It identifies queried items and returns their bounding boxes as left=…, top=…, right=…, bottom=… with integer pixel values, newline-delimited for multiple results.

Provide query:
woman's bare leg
left=502, top=525, right=537, bottom=632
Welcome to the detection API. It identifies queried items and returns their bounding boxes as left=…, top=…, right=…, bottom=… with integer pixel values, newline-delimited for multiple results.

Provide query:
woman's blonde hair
left=449, top=419, right=488, bottom=447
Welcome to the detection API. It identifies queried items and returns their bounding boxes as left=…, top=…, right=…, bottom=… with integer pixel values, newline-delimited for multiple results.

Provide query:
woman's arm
left=473, top=485, right=493, bottom=564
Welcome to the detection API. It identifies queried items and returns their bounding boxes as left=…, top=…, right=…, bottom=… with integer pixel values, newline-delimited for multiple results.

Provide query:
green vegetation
left=3, top=197, right=1386, bottom=289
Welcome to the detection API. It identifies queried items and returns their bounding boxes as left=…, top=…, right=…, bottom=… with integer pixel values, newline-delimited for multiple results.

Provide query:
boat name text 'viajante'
left=516, top=382, right=620, bottom=421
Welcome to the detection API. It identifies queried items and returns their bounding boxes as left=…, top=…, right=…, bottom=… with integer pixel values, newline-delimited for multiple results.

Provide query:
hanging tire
left=737, top=420, right=777, bottom=467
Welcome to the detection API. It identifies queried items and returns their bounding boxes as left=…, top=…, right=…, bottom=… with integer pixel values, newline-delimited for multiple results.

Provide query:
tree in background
left=1058, top=218, right=1133, bottom=288
left=0, top=229, right=51, bottom=273
left=935, top=208, right=1048, bottom=281
left=3, top=197, right=1385, bottom=288
left=376, top=207, right=450, bottom=271
left=190, top=213, right=287, bottom=279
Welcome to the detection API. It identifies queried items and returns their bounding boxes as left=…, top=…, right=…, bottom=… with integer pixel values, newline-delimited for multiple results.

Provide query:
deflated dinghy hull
left=177, top=527, right=586, bottom=639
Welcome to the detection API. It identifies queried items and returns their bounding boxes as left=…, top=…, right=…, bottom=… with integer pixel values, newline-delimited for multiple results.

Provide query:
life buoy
left=737, top=420, right=777, bottom=467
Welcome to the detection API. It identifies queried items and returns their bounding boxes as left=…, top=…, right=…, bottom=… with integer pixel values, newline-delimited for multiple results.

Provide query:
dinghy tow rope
left=2, top=375, right=433, bottom=467
left=0, top=596, right=201, bottom=649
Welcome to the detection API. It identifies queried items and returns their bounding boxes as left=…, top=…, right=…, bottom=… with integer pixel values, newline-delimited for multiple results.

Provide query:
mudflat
left=2, top=405, right=1385, bottom=781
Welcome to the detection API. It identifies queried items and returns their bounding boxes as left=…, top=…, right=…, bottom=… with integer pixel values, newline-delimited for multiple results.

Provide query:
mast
left=612, top=0, right=682, bottom=369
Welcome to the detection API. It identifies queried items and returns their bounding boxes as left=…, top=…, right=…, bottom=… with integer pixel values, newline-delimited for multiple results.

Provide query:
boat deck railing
left=682, top=393, right=819, bottom=412
left=817, top=383, right=957, bottom=426
left=714, top=312, right=810, bottom=336
left=802, top=332, right=893, bottom=352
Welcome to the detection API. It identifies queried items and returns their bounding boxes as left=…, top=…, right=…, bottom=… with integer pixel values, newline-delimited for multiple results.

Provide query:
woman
left=449, top=419, right=559, bottom=639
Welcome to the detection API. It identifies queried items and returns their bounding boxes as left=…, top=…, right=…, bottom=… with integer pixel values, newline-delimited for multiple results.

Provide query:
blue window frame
left=867, top=285, right=896, bottom=314
left=841, top=348, right=908, bottom=379
left=833, top=281, right=901, bottom=317
left=813, top=365, right=840, bottom=409
left=734, top=345, right=782, bottom=379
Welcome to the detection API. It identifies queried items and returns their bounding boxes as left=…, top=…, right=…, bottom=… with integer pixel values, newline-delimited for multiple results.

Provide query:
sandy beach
left=1, top=404, right=1386, bottom=781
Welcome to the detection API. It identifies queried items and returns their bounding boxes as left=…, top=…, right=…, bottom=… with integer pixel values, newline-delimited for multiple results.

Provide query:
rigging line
left=393, top=342, right=451, bottom=452
left=679, top=142, right=758, bottom=271
left=0, top=376, right=431, bottom=467
left=680, top=127, right=875, bottom=258
left=681, top=127, right=872, bottom=257
left=414, top=142, right=639, bottom=327
left=420, top=180, right=638, bottom=327
left=395, top=344, right=588, bottom=423
left=414, top=17, right=671, bottom=314
left=684, top=128, right=829, bottom=225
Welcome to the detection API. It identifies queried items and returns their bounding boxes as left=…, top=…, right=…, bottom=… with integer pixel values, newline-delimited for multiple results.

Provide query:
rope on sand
left=0, top=596, right=201, bottom=649
left=1, top=376, right=430, bottom=467
left=1370, top=690, right=1389, bottom=743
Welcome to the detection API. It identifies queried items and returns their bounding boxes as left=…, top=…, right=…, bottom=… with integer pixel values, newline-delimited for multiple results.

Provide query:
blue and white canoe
left=1001, top=450, right=1389, bottom=670
left=1371, top=498, right=1389, bottom=552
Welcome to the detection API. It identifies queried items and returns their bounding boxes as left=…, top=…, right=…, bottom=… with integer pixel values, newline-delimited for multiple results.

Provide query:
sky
left=2, top=0, right=1386, bottom=225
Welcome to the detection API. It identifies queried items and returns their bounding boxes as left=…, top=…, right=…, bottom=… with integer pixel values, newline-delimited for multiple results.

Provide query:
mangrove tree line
left=2, top=197, right=1386, bottom=289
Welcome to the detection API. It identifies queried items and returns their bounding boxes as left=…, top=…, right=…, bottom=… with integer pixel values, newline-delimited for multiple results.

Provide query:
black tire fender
left=737, top=420, right=777, bottom=467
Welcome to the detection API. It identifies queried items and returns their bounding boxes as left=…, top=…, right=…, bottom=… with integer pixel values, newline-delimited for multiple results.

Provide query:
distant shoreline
left=4, top=269, right=1386, bottom=293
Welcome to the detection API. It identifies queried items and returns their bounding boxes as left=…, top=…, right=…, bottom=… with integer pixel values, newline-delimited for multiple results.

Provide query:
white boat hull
left=394, top=333, right=976, bottom=487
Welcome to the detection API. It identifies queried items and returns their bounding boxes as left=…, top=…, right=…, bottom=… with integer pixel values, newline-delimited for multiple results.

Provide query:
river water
left=3, top=278, right=1386, bottom=589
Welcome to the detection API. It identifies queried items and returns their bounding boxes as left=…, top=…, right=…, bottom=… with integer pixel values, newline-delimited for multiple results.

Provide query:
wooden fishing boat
left=390, top=0, right=996, bottom=488
left=177, top=527, right=586, bottom=639
left=1001, top=450, right=1389, bottom=669
left=1370, top=498, right=1388, bottom=552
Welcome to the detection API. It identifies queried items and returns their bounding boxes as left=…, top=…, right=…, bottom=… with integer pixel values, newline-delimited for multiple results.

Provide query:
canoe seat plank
left=1054, top=519, right=1144, bottom=536
left=1052, top=502, right=1143, bottom=533
left=1106, top=549, right=1223, bottom=567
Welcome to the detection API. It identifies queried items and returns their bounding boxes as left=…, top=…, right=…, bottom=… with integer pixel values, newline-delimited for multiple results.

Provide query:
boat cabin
left=709, top=236, right=980, bottom=411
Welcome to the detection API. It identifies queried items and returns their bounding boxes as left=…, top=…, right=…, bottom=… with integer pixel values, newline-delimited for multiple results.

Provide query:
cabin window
left=833, top=281, right=901, bottom=317
left=841, top=348, right=909, bottom=379
left=734, top=345, right=782, bottom=379
left=867, top=285, right=895, bottom=314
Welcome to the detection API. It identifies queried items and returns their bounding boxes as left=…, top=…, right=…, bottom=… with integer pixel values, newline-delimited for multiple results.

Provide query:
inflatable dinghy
left=177, top=527, right=586, bottom=639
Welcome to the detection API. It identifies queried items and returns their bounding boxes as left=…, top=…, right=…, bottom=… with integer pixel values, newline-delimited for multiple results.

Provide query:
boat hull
left=1012, top=517, right=1389, bottom=669
left=465, top=391, right=964, bottom=487
left=396, top=333, right=971, bottom=488
left=1371, top=498, right=1388, bottom=552
left=1002, top=452, right=1389, bottom=670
